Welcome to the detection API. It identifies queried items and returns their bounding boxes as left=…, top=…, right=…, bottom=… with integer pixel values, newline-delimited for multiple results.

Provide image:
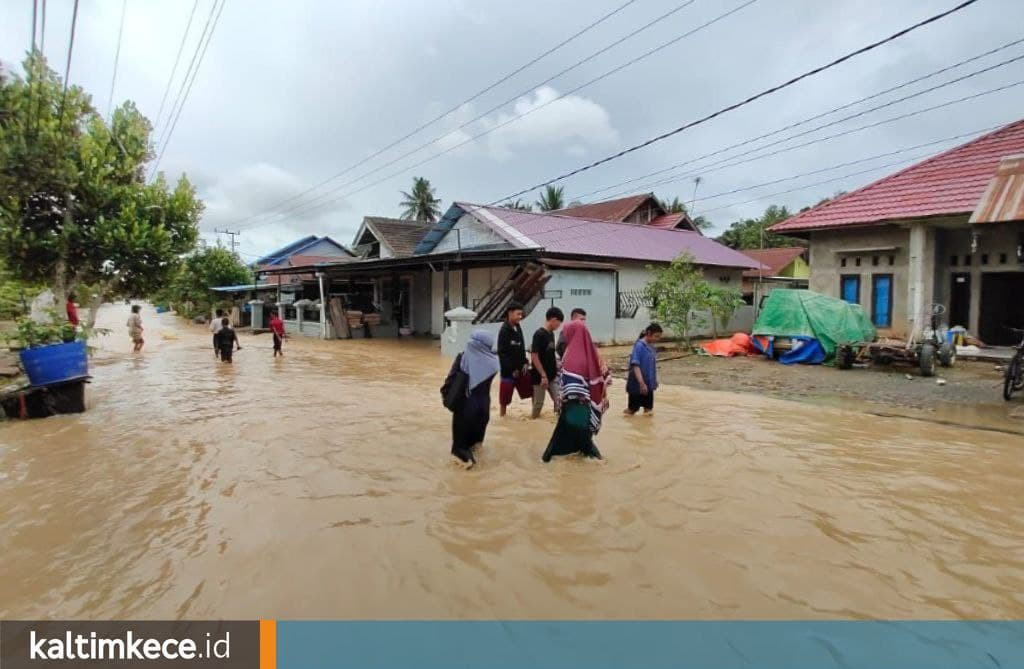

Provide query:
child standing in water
left=216, top=318, right=241, bottom=363
left=625, top=323, right=663, bottom=416
left=127, top=305, right=144, bottom=352
left=269, top=310, right=286, bottom=357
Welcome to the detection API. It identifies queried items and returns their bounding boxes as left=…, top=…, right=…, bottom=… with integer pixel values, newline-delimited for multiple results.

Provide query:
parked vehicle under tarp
left=751, top=289, right=876, bottom=364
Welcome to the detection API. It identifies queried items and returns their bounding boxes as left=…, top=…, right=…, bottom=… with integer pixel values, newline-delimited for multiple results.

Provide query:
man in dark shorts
left=216, top=318, right=241, bottom=363
left=497, top=302, right=528, bottom=417
left=531, top=307, right=563, bottom=418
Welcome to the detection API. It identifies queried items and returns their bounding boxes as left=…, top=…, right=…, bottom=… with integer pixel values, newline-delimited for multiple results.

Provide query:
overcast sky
left=3, top=0, right=1023, bottom=259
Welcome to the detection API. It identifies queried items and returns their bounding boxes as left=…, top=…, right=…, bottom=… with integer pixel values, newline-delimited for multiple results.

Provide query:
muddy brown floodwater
left=1, top=304, right=1023, bottom=620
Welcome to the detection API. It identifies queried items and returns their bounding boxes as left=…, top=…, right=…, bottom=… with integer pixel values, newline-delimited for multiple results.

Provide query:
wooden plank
left=329, top=297, right=351, bottom=339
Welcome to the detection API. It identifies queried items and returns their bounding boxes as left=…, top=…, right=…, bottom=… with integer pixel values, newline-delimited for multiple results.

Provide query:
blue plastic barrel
left=19, top=340, right=89, bottom=387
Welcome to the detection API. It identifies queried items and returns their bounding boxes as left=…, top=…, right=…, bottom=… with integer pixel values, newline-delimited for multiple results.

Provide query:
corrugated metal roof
left=362, top=217, right=432, bottom=256
left=463, top=204, right=759, bottom=269
left=771, top=119, right=1024, bottom=232
left=555, top=193, right=655, bottom=221
left=969, top=154, right=1024, bottom=224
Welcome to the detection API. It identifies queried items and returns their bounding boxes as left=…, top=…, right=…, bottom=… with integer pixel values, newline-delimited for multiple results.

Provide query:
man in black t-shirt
left=531, top=307, right=564, bottom=418
left=497, top=302, right=528, bottom=417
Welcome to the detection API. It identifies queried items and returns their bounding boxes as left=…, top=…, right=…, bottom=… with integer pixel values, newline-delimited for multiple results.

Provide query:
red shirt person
left=66, top=293, right=80, bottom=326
left=270, top=311, right=286, bottom=357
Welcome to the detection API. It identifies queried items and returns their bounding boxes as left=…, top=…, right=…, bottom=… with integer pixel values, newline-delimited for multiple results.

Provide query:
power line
left=214, top=227, right=240, bottom=256
left=55, top=0, right=80, bottom=138
left=39, top=0, right=46, bottom=56
left=595, top=68, right=1024, bottom=201
left=150, top=0, right=225, bottom=177
left=236, top=0, right=754, bottom=230
left=106, top=0, right=128, bottom=120
left=573, top=35, right=1024, bottom=202
left=462, top=121, right=1008, bottom=250
left=153, top=0, right=200, bottom=137
left=493, top=0, right=983, bottom=204
left=231, top=0, right=640, bottom=224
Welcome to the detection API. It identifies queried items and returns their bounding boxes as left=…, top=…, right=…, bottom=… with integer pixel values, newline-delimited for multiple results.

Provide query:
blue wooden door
left=841, top=276, right=860, bottom=304
left=872, top=275, right=892, bottom=327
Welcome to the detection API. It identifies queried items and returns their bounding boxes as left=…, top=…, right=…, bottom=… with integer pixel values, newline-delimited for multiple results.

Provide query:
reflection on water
left=0, top=304, right=1022, bottom=619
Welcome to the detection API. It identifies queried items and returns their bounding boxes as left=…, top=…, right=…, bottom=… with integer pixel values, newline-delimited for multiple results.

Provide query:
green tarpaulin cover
left=752, top=289, right=877, bottom=357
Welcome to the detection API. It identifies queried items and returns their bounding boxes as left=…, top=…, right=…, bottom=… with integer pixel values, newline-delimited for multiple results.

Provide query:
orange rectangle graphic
left=260, top=619, right=276, bottom=669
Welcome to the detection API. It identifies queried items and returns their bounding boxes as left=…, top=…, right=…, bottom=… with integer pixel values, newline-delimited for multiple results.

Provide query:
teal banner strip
left=277, top=621, right=1024, bottom=669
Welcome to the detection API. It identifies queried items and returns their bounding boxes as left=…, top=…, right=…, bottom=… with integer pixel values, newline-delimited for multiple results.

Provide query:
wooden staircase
left=473, top=262, right=551, bottom=324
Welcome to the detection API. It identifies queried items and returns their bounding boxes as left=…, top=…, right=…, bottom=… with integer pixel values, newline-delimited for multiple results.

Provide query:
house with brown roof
left=259, top=199, right=758, bottom=343
left=740, top=247, right=809, bottom=302
left=351, top=216, right=433, bottom=259
left=771, top=120, right=1024, bottom=345
left=557, top=193, right=702, bottom=232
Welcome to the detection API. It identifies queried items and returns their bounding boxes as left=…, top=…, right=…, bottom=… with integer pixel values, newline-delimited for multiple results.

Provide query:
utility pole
left=214, top=228, right=240, bottom=257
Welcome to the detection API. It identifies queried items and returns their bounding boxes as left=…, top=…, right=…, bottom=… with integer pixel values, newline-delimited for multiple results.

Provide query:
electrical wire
left=55, top=0, right=80, bottom=138
left=106, top=0, right=128, bottom=120
left=595, top=73, right=1024, bottom=201
left=494, top=0, right=983, bottom=204
left=150, top=0, right=226, bottom=177
left=153, top=0, right=200, bottom=137
left=233, top=0, right=641, bottom=223
left=235, top=0, right=754, bottom=230
left=572, top=35, right=1024, bottom=202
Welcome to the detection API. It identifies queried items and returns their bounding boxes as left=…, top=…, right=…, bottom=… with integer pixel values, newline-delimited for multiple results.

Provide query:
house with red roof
left=557, top=193, right=702, bottom=232
left=770, top=120, right=1024, bottom=344
left=258, top=197, right=758, bottom=343
left=740, top=247, right=810, bottom=301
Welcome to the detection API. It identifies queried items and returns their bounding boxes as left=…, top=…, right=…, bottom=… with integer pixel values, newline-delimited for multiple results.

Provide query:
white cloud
left=198, top=163, right=359, bottom=259
left=481, top=86, right=619, bottom=161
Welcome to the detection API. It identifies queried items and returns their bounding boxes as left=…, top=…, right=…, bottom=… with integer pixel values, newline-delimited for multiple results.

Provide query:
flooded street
left=1, top=304, right=1022, bottom=620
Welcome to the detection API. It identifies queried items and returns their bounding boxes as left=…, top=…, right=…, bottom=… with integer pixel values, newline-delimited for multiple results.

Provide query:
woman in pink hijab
left=542, top=319, right=610, bottom=462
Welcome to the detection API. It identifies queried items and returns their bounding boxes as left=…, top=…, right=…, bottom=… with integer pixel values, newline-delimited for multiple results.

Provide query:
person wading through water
left=625, top=323, right=663, bottom=417
left=542, top=319, right=610, bottom=463
left=443, top=329, right=499, bottom=469
left=269, top=310, right=286, bottom=357
left=210, top=308, right=226, bottom=359
left=531, top=306, right=563, bottom=418
left=497, top=302, right=528, bottom=417
left=127, top=305, right=144, bottom=353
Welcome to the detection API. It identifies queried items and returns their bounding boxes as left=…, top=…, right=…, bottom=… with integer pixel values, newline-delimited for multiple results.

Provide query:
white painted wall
left=299, top=238, right=350, bottom=258
left=432, top=213, right=511, bottom=253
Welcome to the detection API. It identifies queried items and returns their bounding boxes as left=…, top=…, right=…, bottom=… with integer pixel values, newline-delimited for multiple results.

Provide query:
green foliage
left=536, top=185, right=565, bottom=212
left=799, top=190, right=847, bottom=213
left=716, top=205, right=802, bottom=250
left=0, top=258, right=42, bottom=319
left=399, top=176, right=442, bottom=222
left=645, top=254, right=744, bottom=345
left=154, top=246, right=252, bottom=318
left=0, top=51, right=202, bottom=322
left=656, top=195, right=712, bottom=231
left=2, top=309, right=109, bottom=350
left=703, top=282, right=744, bottom=338
left=501, top=199, right=533, bottom=212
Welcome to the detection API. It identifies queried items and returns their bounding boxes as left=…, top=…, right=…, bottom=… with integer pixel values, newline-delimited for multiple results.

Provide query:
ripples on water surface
left=0, top=305, right=1022, bottom=619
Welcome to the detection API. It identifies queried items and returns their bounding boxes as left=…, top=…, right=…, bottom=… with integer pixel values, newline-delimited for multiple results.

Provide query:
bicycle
left=1005, top=327, right=1024, bottom=401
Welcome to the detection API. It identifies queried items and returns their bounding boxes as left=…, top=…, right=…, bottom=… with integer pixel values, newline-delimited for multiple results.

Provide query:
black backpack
left=440, top=353, right=469, bottom=412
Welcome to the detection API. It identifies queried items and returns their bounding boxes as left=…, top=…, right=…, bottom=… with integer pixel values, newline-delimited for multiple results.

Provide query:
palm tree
left=502, top=199, right=533, bottom=212
left=659, top=196, right=687, bottom=214
left=399, top=177, right=442, bottom=222
left=536, top=185, right=565, bottom=212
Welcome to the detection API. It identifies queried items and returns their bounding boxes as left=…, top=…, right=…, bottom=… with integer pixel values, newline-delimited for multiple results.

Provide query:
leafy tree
left=0, top=258, right=42, bottom=319
left=399, top=176, right=441, bottom=222
left=645, top=254, right=705, bottom=347
left=716, top=205, right=801, bottom=250
left=657, top=194, right=712, bottom=231
left=536, top=185, right=565, bottom=211
left=800, top=190, right=847, bottom=213
left=704, top=283, right=744, bottom=338
left=155, top=247, right=252, bottom=318
left=0, top=51, right=202, bottom=327
left=502, top=199, right=533, bottom=212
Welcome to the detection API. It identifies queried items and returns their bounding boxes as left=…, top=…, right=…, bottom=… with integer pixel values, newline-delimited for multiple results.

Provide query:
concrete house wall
left=807, top=225, right=912, bottom=336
